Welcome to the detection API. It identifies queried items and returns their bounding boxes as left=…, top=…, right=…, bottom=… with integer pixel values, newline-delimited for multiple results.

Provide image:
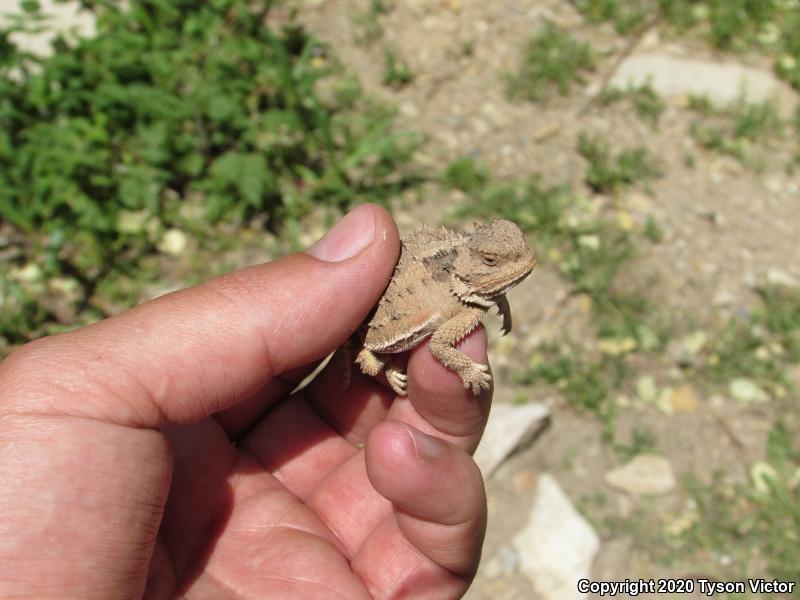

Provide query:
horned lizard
left=351, top=219, right=536, bottom=395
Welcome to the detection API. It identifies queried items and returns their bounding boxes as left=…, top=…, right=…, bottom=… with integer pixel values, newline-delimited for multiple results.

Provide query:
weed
left=382, top=47, right=414, bottom=89
left=0, top=1, right=420, bottom=345
left=517, top=343, right=627, bottom=437
left=450, top=170, right=574, bottom=245
left=443, top=156, right=490, bottom=193
left=643, top=215, right=663, bottom=242
left=578, top=134, right=661, bottom=193
left=600, top=81, right=666, bottom=127
left=680, top=424, right=800, bottom=591
left=576, top=0, right=650, bottom=34
left=697, top=285, right=800, bottom=390
left=688, top=94, right=783, bottom=164
left=505, top=23, right=593, bottom=102
left=613, top=425, right=659, bottom=459
left=352, top=0, right=392, bottom=46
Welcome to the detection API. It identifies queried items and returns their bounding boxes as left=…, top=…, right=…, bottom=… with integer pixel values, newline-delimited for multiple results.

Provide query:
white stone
left=513, top=474, right=599, bottom=600
left=605, top=454, right=676, bottom=495
left=766, top=268, right=800, bottom=288
left=474, top=402, right=549, bottom=476
left=611, top=53, right=798, bottom=116
left=157, top=228, right=188, bottom=257
left=729, top=378, right=769, bottom=403
left=0, top=0, right=96, bottom=57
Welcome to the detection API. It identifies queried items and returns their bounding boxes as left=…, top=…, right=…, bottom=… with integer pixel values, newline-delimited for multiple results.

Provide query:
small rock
left=616, top=210, right=635, bottom=232
left=713, top=289, right=736, bottom=306
left=48, top=277, right=81, bottom=301
left=577, top=234, right=600, bottom=250
left=483, top=544, right=519, bottom=579
left=605, top=454, right=676, bottom=495
left=625, top=191, right=654, bottom=211
left=513, top=474, right=600, bottom=600
left=729, top=378, right=769, bottom=403
left=117, top=209, right=151, bottom=234
left=513, top=470, right=538, bottom=492
left=766, top=268, right=799, bottom=288
left=597, top=337, right=637, bottom=356
left=664, top=506, right=699, bottom=537
left=157, top=228, right=189, bottom=257
left=636, top=375, right=658, bottom=404
left=667, top=384, right=699, bottom=413
left=750, top=461, right=779, bottom=495
left=9, top=263, right=42, bottom=283
left=399, top=101, right=419, bottom=118
left=474, top=403, right=549, bottom=476
left=763, top=175, right=784, bottom=194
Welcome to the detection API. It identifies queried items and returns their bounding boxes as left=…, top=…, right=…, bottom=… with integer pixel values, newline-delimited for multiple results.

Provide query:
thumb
left=0, top=204, right=400, bottom=428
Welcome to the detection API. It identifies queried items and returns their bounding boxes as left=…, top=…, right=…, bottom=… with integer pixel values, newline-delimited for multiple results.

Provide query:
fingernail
left=308, top=204, right=375, bottom=262
left=403, top=424, right=443, bottom=460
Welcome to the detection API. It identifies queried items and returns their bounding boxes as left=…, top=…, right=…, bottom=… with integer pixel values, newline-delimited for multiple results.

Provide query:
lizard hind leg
left=355, top=347, right=389, bottom=377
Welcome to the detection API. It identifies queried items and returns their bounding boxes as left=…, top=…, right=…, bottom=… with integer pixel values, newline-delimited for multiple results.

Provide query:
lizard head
left=452, top=219, right=536, bottom=299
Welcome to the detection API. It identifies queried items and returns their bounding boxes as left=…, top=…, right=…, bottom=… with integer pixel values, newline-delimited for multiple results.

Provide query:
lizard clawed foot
left=459, top=362, right=492, bottom=395
left=386, top=367, right=408, bottom=396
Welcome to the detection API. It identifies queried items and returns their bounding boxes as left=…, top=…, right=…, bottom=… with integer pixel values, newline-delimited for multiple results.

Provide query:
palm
left=148, top=338, right=489, bottom=599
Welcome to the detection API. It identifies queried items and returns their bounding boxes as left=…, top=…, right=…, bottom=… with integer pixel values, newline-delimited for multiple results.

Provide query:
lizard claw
left=386, top=368, right=408, bottom=396
left=461, top=363, right=492, bottom=395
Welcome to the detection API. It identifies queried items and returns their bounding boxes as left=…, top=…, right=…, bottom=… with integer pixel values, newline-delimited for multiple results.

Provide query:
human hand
left=0, top=205, right=489, bottom=599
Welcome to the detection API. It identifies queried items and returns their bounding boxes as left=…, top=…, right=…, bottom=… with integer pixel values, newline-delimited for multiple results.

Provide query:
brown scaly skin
left=352, top=219, right=536, bottom=395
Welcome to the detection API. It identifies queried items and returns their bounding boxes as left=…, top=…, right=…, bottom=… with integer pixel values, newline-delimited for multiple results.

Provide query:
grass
left=688, top=94, right=783, bottom=164
left=351, top=0, right=392, bottom=46
left=446, top=157, right=574, bottom=247
left=382, top=47, right=414, bottom=89
left=599, top=81, right=666, bottom=127
left=0, top=0, right=420, bottom=346
left=692, top=285, right=800, bottom=392
left=516, top=343, right=627, bottom=437
left=578, top=134, right=661, bottom=193
left=682, top=422, right=800, bottom=592
left=505, top=23, right=593, bottom=102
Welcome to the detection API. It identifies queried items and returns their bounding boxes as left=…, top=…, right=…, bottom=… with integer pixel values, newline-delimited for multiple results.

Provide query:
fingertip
left=404, top=327, right=492, bottom=446
left=364, top=421, right=486, bottom=576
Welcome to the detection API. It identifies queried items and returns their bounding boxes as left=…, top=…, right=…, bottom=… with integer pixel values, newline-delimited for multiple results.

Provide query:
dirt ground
left=288, top=1, right=800, bottom=598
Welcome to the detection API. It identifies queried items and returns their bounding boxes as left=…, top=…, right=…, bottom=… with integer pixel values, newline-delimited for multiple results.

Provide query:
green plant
left=613, top=425, right=659, bottom=459
left=505, top=23, right=593, bottom=102
left=517, top=343, right=627, bottom=436
left=679, top=423, right=800, bottom=593
left=351, top=0, right=392, bottom=45
left=575, top=0, right=651, bottom=34
left=578, top=134, right=661, bottom=193
left=0, top=0, right=420, bottom=344
left=643, top=215, right=663, bottom=242
left=450, top=172, right=574, bottom=246
left=599, top=81, right=666, bottom=127
left=382, top=47, right=414, bottom=89
left=443, top=156, right=490, bottom=192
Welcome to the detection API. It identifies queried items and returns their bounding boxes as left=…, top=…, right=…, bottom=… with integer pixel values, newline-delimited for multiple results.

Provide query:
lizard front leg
left=427, top=306, right=492, bottom=394
left=495, top=294, right=512, bottom=336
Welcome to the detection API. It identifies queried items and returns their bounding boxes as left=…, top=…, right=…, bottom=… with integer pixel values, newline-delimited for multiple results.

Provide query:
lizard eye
left=482, top=255, right=498, bottom=266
